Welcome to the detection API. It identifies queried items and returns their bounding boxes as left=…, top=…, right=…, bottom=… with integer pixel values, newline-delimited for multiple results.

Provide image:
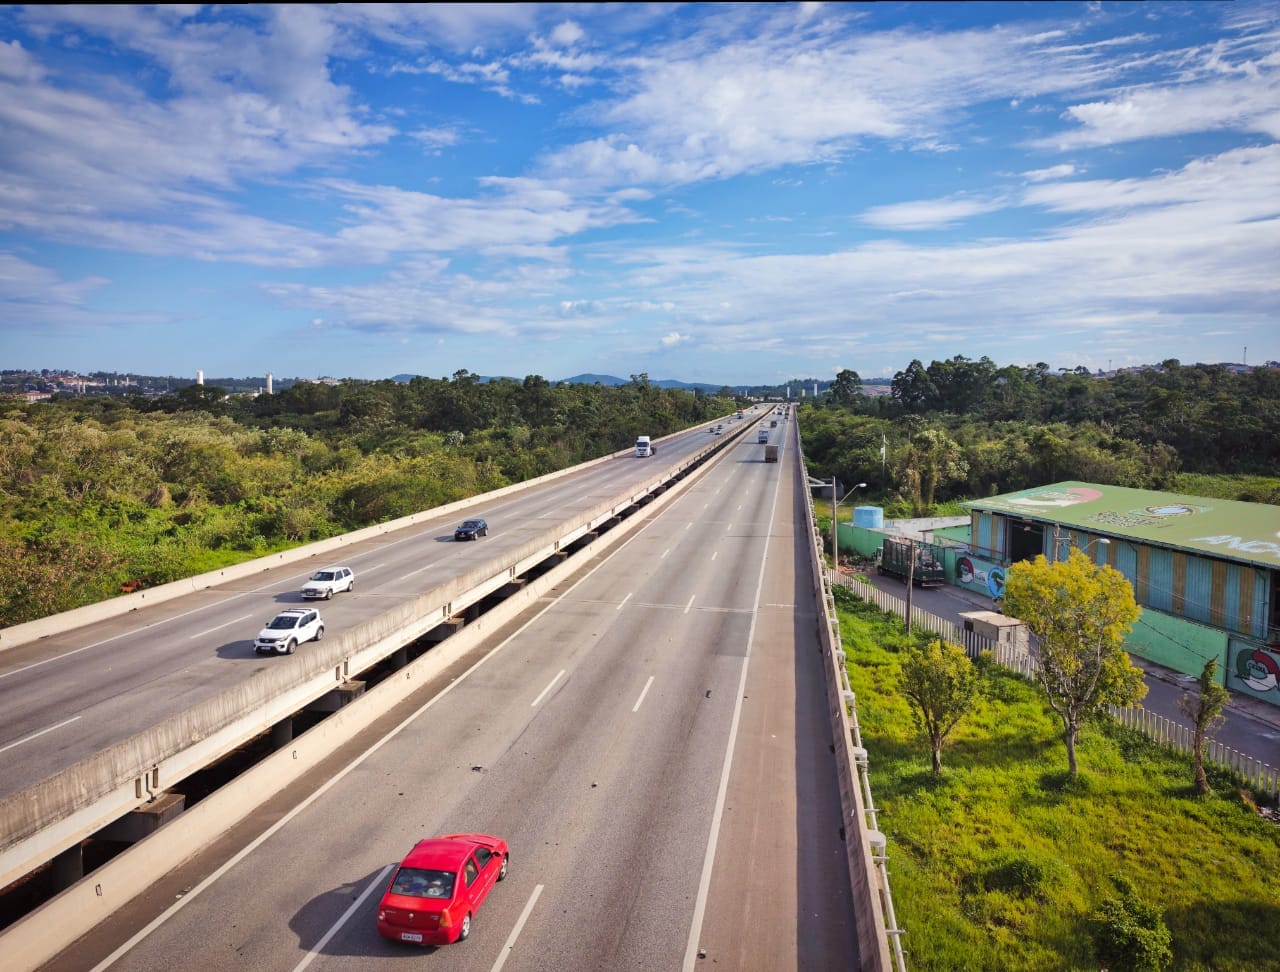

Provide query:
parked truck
left=877, top=537, right=945, bottom=587
left=764, top=444, right=779, bottom=463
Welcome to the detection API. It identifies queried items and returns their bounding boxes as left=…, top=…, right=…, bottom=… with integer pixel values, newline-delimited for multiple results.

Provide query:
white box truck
left=635, top=435, right=654, bottom=457
left=757, top=428, right=769, bottom=443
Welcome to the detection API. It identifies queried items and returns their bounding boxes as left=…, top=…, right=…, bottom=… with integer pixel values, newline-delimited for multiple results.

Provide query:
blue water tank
left=852, top=506, right=884, bottom=529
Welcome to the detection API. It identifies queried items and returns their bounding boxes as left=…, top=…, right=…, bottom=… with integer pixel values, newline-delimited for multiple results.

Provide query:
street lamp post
left=830, top=479, right=868, bottom=565
left=1051, top=525, right=1110, bottom=562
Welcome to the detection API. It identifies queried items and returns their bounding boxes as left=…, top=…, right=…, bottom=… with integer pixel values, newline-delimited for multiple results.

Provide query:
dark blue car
left=454, top=518, right=489, bottom=541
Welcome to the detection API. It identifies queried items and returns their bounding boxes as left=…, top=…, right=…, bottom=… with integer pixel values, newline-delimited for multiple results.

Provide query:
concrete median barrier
left=0, top=431, right=728, bottom=972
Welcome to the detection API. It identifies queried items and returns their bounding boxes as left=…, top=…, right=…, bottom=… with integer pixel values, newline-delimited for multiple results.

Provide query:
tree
left=829, top=368, right=862, bottom=406
left=890, top=359, right=937, bottom=413
left=1003, top=548, right=1146, bottom=776
left=1178, top=657, right=1229, bottom=794
left=900, top=638, right=981, bottom=773
left=894, top=426, right=967, bottom=515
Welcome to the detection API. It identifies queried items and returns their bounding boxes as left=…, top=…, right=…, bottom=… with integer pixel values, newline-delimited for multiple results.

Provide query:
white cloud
left=1022, top=163, right=1079, bottom=182
left=660, top=330, right=691, bottom=347
left=860, top=196, right=1006, bottom=231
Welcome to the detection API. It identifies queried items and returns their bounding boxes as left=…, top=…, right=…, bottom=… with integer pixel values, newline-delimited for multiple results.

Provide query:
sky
left=1, top=2, right=1278, bottom=387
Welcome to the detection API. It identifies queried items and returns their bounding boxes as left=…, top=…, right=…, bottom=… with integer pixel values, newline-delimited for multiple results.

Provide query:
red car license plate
left=401, top=932, right=423, bottom=943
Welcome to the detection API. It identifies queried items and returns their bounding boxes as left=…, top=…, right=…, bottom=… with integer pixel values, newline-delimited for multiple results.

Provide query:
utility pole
left=830, top=475, right=838, bottom=564
left=904, top=541, right=915, bottom=634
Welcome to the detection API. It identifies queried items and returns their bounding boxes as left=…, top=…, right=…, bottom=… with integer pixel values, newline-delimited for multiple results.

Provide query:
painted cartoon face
left=1144, top=505, right=1196, bottom=517
left=1241, top=650, right=1280, bottom=694
left=1008, top=487, right=1102, bottom=507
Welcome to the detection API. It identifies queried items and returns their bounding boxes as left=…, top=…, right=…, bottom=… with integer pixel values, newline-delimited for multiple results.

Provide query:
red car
left=376, top=833, right=509, bottom=945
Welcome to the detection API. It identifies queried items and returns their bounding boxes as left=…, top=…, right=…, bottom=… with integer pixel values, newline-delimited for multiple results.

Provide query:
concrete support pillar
left=271, top=717, right=293, bottom=749
left=307, top=681, right=366, bottom=714
left=52, top=844, right=83, bottom=891
left=424, top=619, right=463, bottom=643
left=99, top=793, right=186, bottom=843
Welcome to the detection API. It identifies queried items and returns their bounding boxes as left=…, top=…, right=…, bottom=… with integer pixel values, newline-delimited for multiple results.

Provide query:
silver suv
left=254, top=608, right=324, bottom=655
left=302, top=566, right=354, bottom=600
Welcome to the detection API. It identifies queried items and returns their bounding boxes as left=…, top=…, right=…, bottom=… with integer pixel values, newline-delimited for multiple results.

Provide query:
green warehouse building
left=960, top=482, right=1280, bottom=708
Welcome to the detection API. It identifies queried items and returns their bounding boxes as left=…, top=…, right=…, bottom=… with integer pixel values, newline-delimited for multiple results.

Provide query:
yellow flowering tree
left=1003, top=548, right=1146, bottom=776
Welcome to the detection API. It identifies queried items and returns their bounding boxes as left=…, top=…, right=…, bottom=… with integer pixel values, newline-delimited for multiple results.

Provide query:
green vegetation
left=0, top=374, right=735, bottom=625
left=832, top=587, right=1280, bottom=971
left=799, top=358, right=1280, bottom=513
left=1004, top=550, right=1147, bottom=777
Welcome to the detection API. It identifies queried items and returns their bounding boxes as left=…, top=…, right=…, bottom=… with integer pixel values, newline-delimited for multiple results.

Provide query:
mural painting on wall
left=956, top=555, right=1006, bottom=601
left=1231, top=645, right=1280, bottom=701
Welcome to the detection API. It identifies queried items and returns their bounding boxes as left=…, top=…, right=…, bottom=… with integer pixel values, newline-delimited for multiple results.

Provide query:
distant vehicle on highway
left=301, top=566, right=354, bottom=600
left=635, top=434, right=655, bottom=457
left=454, top=518, right=489, bottom=541
left=254, top=608, right=324, bottom=654
left=377, top=833, right=509, bottom=946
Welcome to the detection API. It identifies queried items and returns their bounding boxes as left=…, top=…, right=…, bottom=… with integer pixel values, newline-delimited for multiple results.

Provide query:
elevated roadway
left=0, top=413, right=763, bottom=895
left=21, top=410, right=866, bottom=971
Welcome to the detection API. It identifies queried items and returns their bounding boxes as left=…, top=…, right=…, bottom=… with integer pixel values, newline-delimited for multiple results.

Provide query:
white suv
left=302, top=566, right=355, bottom=600
left=254, top=608, right=324, bottom=655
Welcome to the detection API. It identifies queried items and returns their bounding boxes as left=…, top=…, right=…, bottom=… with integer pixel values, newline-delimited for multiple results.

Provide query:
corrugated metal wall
left=988, top=514, right=1271, bottom=639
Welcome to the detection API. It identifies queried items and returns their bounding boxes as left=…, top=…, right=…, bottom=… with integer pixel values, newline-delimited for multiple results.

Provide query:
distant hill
left=392, top=372, right=728, bottom=393
left=559, top=373, right=626, bottom=386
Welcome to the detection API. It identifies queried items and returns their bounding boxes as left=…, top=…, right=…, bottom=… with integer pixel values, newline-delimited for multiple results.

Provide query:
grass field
left=835, top=591, right=1280, bottom=971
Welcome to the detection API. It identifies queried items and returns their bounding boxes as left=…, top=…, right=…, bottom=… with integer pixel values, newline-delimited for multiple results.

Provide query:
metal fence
left=825, top=567, right=1280, bottom=802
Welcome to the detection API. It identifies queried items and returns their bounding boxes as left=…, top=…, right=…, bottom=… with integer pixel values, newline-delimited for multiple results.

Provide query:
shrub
left=1089, top=876, right=1172, bottom=972
left=972, top=849, right=1066, bottom=899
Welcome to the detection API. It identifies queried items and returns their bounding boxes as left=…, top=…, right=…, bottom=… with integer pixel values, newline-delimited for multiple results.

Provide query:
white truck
left=635, top=435, right=655, bottom=457
left=757, top=428, right=769, bottom=443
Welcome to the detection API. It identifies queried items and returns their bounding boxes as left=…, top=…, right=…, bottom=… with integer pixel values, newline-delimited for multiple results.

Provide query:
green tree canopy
left=1003, top=548, right=1146, bottom=776
left=900, top=638, right=981, bottom=774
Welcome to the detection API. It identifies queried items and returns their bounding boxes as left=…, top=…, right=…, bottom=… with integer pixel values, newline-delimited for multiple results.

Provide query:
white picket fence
left=826, top=567, right=1280, bottom=801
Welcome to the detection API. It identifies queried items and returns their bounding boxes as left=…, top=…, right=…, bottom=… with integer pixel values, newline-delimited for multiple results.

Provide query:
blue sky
left=1, top=2, right=1277, bottom=386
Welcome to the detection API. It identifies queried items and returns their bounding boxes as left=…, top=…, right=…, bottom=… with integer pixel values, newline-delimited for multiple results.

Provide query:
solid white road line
left=290, top=863, right=394, bottom=972
left=530, top=670, right=566, bottom=708
left=490, top=884, right=545, bottom=972
left=0, top=716, right=81, bottom=756
left=1, top=596, right=255, bottom=681
left=633, top=676, right=655, bottom=713
left=188, top=614, right=253, bottom=639
left=682, top=422, right=785, bottom=972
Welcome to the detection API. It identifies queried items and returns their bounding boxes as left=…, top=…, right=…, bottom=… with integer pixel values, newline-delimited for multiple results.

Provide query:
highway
left=37, top=414, right=860, bottom=971
left=0, top=418, right=742, bottom=798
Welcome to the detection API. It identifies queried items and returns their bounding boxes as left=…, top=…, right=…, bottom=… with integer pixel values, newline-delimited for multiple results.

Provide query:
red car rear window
left=390, top=867, right=455, bottom=898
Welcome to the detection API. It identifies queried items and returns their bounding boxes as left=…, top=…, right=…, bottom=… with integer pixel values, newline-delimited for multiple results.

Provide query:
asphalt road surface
left=41, top=417, right=861, bottom=972
left=0, top=416, right=750, bottom=798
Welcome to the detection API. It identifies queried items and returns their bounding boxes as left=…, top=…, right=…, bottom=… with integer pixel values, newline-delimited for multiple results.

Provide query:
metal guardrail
left=795, top=441, right=903, bottom=971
